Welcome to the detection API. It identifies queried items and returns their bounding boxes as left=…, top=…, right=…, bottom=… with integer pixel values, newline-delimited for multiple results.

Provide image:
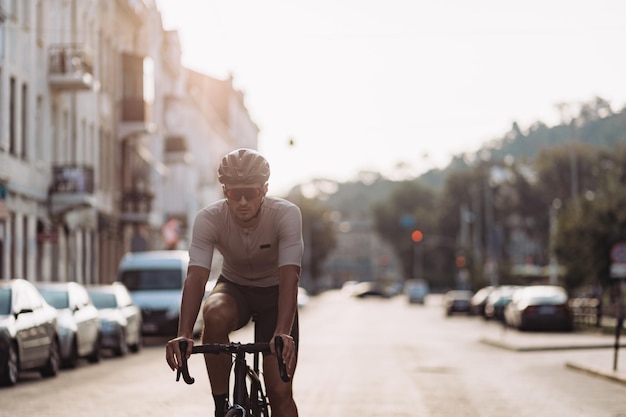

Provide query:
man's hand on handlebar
left=271, top=333, right=296, bottom=379
left=165, top=336, right=194, bottom=371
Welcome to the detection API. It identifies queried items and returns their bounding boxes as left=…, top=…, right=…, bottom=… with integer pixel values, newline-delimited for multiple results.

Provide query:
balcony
left=118, top=53, right=156, bottom=138
left=48, top=44, right=97, bottom=91
left=120, top=186, right=155, bottom=224
left=48, top=165, right=96, bottom=216
left=115, top=0, right=148, bottom=25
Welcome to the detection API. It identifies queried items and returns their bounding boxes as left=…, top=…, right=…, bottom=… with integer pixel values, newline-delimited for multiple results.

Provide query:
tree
left=534, top=141, right=599, bottom=210
left=285, top=189, right=337, bottom=291
left=554, top=143, right=626, bottom=292
left=372, top=180, right=437, bottom=283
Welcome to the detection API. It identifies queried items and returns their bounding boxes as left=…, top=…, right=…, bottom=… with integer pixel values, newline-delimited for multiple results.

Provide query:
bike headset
left=218, top=148, right=271, bottom=223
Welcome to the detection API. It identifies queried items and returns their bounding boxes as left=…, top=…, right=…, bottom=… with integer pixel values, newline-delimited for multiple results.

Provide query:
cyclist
left=165, top=148, right=303, bottom=417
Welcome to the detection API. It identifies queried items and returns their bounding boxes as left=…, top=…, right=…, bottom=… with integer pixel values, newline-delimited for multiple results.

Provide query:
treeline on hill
left=289, top=97, right=626, bottom=298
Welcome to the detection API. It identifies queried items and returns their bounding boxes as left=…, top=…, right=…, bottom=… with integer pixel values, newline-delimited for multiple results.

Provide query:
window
left=0, top=288, right=10, bottom=315
left=89, top=292, right=117, bottom=309
left=21, top=82, right=27, bottom=160
left=21, top=0, right=29, bottom=30
left=120, top=269, right=182, bottom=291
left=9, top=213, right=15, bottom=278
left=38, top=288, right=69, bottom=309
left=9, top=77, right=15, bottom=156
left=35, top=95, right=43, bottom=163
left=35, top=1, right=43, bottom=45
left=22, top=215, right=27, bottom=278
left=0, top=68, right=3, bottom=151
left=5, top=0, right=16, bottom=21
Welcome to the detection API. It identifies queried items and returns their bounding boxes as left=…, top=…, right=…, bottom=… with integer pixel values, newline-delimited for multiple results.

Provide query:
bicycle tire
left=225, top=407, right=244, bottom=417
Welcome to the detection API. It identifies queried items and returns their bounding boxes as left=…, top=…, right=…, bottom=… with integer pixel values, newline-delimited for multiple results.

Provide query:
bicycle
left=176, top=336, right=290, bottom=417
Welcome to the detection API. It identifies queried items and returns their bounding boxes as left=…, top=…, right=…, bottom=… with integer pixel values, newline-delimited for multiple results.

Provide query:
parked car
left=504, top=285, right=573, bottom=331
left=353, top=281, right=388, bottom=298
left=36, top=282, right=102, bottom=368
left=0, top=279, right=61, bottom=386
left=117, top=250, right=202, bottom=337
left=484, top=285, right=520, bottom=321
left=443, top=290, right=473, bottom=316
left=340, top=281, right=360, bottom=297
left=405, top=279, right=429, bottom=304
left=87, top=283, right=142, bottom=356
left=297, top=287, right=310, bottom=309
left=470, top=286, right=494, bottom=316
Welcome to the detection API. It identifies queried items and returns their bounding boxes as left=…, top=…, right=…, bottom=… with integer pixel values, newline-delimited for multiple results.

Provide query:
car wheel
left=62, top=338, right=79, bottom=369
left=40, top=337, right=61, bottom=378
left=87, top=334, right=102, bottom=364
left=129, top=331, right=142, bottom=354
left=114, top=329, right=128, bottom=357
left=0, top=342, right=19, bottom=386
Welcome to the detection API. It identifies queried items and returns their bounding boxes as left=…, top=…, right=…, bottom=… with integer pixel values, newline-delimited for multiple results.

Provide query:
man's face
left=223, top=182, right=267, bottom=223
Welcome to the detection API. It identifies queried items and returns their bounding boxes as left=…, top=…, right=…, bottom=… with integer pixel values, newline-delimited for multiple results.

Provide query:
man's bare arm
left=177, top=265, right=210, bottom=339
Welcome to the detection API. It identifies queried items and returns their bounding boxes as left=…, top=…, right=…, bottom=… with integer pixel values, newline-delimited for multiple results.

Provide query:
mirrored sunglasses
left=225, top=187, right=262, bottom=201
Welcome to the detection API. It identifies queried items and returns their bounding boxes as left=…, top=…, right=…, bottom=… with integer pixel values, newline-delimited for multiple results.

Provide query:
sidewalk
left=479, top=324, right=626, bottom=387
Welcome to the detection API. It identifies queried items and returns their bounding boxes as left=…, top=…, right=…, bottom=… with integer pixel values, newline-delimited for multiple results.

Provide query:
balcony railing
left=120, top=186, right=154, bottom=223
left=48, top=44, right=96, bottom=91
left=118, top=53, right=155, bottom=138
left=49, top=165, right=96, bottom=216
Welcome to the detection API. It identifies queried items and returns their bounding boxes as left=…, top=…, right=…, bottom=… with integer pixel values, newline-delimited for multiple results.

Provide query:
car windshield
left=38, top=289, right=69, bottom=309
left=89, top=292, right=117, bottom=309
left=524, top=287, right=567, bottom=303
left=0, top=289, right=11, bottom=315
left=120, top=269, right=181, bottom=291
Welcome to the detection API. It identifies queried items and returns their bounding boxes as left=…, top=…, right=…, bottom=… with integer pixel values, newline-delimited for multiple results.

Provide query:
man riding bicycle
left=165, top=148, right=303, bottom=417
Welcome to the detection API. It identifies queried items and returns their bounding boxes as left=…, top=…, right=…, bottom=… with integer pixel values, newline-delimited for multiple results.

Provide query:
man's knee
left=202, top=294, right=239, bottom=335
left=267, top=382, right=293, bottom=406
left=264, top=361, right=294, bottom=401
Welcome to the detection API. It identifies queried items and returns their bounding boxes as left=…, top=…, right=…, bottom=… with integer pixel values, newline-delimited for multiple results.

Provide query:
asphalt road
left=1, top=290, right=625, bottom=417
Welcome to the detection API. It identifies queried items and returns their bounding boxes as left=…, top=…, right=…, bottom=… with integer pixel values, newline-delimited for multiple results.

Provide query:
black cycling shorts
left=209, top=276, right=299, bottom=354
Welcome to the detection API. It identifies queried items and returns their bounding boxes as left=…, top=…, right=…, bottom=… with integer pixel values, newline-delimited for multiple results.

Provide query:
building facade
left=0, top=0, right=258, bottom=284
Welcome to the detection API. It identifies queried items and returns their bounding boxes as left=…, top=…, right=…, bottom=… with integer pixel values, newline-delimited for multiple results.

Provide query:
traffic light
left=411, top=230, right=423, bottom=243
left=455, top=255, right=466, bottom=268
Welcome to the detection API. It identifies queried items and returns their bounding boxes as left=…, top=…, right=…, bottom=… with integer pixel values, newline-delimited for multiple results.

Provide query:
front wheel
left=86, top=334, right=102, bottom=363
left=129, top=330, right=142, bottom=353
left=114, top=329, right=128, bottom=357
left=225, top=409, right=244, bottom=417
left=40, top=337, right=60, bottom=378
left=0, top=342, right=19, bottom=386
left=62, top=338, right=79, bottom=369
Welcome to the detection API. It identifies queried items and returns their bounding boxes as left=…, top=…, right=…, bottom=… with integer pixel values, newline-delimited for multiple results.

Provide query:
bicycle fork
left=232, top=351, right=250, bottom=410
left=232, top=351, right=268, bottom=417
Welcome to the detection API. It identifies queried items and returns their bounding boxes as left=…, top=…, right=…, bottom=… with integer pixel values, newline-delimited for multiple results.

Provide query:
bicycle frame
left=232, top=348, right=267, bottom=416
left=177, top=336, right=289, bottom=417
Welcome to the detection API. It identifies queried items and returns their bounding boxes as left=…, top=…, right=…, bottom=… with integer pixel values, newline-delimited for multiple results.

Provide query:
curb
left=479, top=337, right=625, bottom=352
left=565, top=361, right=626, bottom=387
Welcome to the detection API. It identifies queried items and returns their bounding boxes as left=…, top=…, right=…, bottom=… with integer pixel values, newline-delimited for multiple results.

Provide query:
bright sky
left=155, top=0, right=626, bottom=195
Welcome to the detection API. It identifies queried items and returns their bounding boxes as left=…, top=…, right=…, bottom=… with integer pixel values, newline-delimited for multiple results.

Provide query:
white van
left=117, top=250, right=203, bottom=337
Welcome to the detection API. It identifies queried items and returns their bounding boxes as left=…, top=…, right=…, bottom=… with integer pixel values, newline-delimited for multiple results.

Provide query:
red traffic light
left=411, top=230, right=423, bottom=242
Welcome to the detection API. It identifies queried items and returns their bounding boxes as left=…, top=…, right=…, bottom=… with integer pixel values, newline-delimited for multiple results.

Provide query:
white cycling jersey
left=188, top=196, right=304, bottom=287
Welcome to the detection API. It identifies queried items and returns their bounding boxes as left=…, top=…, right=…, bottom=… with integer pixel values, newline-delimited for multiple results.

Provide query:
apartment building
left=0, top=0, right=258, bottom=284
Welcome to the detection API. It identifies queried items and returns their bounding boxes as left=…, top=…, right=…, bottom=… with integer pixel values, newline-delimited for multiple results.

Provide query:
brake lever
left=176, top=340, right=195, bottom=385
left=274, top=335, right=291, bottom=383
